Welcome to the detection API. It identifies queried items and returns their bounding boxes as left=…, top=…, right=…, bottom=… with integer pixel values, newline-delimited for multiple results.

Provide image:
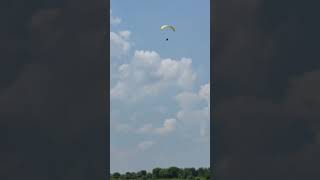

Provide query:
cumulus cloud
left=175, top=82, right=210, bottom=109
left=110, top=10, right=122, bottom=25
left=111, top=50, right=197, bottom=102
left=176, top=107, right=209, bottom=123
left=110, top=31, right=131, bottom=58
left=133, top=50, right=161, bottom=67
left=137, top=118, right=177, bottom=136
left=176, top=92, right=204, bottom=110
left=155, top=118, right=177, bottom=135
left=157, top=58, right=196, bottom=89
left=110, top=81, right=128, bottom=99
left=110, top=10, right=131, bottom=58
left=199, top=83, right=210, bottom=106
left=133, top=83, right=210, bottom=139
left=175, top=82, right=210, bottom=111
left=119, top=30, right=131, bottom=40
left=175, top=83, right=210, bottom=138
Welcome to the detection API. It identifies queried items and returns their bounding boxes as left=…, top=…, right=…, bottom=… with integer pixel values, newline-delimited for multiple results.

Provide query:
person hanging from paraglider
left=160, top=25, right=175, bottom=41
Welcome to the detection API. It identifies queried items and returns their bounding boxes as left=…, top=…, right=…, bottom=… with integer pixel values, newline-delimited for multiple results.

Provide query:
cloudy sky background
left=110, top=0, right=210, bottom=173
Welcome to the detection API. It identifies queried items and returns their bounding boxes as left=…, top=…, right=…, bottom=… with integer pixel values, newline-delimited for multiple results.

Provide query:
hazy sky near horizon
left=110, top=0, right=210, bottom=173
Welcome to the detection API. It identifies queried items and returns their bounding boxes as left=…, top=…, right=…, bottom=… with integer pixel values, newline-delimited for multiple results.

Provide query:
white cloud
left=199, top=83, right=210, bottom=103
left=110, top=31, right=131, bottom=58
left=111, top=17, right=121, bottom=25
left=155, top=118, right=176, bottom=135
left=137, top=118, right=177, bottom=136
left=175, top=82, right=210, bottom=111
left=177, top=107, right=209, bottom=124
left=157, top=58, right=196, bottom=89
left=133, top=50, right=161, bottom=67
left=110, top=10, right=122, bottom=25
left=110, top=81, right=128, bottom=99
left=175, top=83, right=210, bottom=139
left=119, top=30, right=131, bottom=40
left=111, top=50, right=197, bottom=102
left=118, top=64, right=130, bottom=79
left=110, top=10, right=130, bottom=58
left=137, top=141, right=155, bottom=151
left=176, top=92, right=203, bottom=110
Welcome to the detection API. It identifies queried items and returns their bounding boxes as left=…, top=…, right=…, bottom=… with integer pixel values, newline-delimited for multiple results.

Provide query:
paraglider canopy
left=160, top=25, right=176, bottom=32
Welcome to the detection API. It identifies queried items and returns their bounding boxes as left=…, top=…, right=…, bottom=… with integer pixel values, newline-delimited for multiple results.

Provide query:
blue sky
left=110, top=0, right=210, bottom=173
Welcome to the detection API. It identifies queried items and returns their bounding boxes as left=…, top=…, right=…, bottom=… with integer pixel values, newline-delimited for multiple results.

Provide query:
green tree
left=184, top=168, right=196, bottom=178
left=205, top=168, right=211, bottom=179
left=112, top=172, right=121, bottom=179
left=197, top=168, right=205, bottom=177
left=178, top=168, right=186, bottom=179
left=138, top=170, right=147, bottom=177
left=167, top=167, right=180, bottom=178
left=133, top=172, right=138, bottom=179
left=125, top=172, right=135, bottom=179
left=146, top=172, right=152, bottom=179
left=159, top=168, right=170, bottom=178
left=191, top=167, right=197, bottom=177
left=152, top=168, right=161, bottom=178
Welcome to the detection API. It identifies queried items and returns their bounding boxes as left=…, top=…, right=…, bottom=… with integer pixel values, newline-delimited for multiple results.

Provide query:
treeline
left=111, top=167, right=211, bottom=180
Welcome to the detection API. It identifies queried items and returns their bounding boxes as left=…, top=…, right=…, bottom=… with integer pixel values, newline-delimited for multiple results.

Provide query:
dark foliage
left=111, top=167, right=211, bottom=179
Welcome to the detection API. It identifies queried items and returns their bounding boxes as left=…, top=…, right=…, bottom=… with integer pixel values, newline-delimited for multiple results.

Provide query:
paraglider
left=160, top=25, right=176, bottom=32
left=160, top=25, right=175, bottom=41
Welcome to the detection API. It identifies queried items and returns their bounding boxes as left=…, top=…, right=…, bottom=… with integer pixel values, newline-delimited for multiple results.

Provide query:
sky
left=110, top=0, right=210, bottom=173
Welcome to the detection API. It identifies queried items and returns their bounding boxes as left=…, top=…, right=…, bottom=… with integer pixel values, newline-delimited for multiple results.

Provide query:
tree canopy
left=111, top=167, right=211, bottom=179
